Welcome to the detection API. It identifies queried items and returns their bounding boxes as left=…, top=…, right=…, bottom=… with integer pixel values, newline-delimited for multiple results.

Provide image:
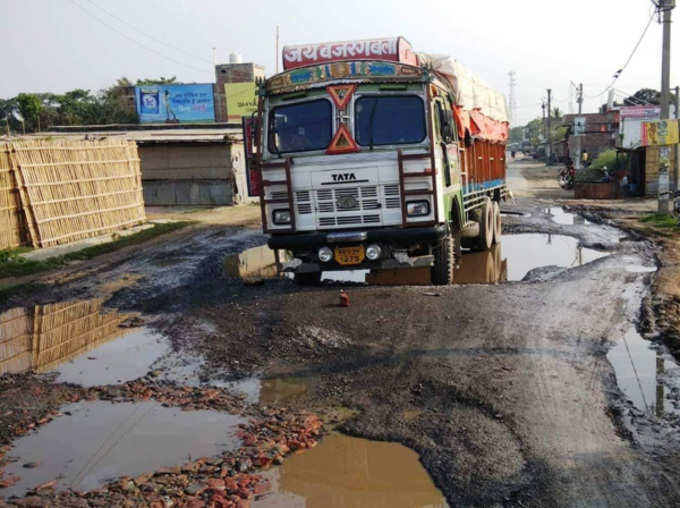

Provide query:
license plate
left=334, top=245, right=365, bottom=265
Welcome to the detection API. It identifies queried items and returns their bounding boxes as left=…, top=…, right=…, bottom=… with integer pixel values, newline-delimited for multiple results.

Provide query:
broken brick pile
left=0, top=372, right=323, bottom=507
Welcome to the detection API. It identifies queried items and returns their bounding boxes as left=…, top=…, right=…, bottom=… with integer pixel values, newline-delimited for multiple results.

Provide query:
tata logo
left=331, top=173, right=357, bottom=182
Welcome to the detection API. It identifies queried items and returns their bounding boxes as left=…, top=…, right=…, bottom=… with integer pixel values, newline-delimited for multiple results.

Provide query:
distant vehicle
left=244, top=36, right=511, bottom=285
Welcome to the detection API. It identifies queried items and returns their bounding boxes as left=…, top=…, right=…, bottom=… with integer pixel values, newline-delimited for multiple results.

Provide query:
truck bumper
left=267, top=225, right=447, bottom=250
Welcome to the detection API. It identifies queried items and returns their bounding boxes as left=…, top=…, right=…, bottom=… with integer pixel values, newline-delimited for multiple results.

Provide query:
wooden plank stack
left=1, top=138, right=146, bottom=249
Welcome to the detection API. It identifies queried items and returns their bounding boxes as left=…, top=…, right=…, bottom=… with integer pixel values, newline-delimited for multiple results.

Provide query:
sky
left=2, top=0, right=678, bottom=125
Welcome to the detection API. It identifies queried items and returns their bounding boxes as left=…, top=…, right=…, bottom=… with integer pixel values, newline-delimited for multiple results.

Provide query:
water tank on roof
left=229, top=53, right=243, bottom=64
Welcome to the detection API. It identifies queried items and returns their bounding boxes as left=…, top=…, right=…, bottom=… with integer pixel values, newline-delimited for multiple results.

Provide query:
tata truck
left=244, top=36, right=510, bottom=285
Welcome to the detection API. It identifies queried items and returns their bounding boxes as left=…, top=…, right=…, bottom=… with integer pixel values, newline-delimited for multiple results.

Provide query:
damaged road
left=2, top=160, right=680, bottom=507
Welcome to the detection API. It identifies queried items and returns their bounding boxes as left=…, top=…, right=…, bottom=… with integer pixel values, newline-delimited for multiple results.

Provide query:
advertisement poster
left=641, top=119, right=679, bottom=146
left=225, top=82, right=258, bottom=119
left=135, top=84, right=215, bottom=123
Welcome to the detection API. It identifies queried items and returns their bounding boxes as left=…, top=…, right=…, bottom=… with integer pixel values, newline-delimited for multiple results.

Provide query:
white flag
left=11, top=109, right=24, bottom=123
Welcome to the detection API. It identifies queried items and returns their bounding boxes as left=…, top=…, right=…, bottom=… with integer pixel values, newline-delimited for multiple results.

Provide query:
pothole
left=607, top=328, right=680, bottom=418
left=1, top=400, right=245, bottom=498
left=0, top=300, right=167, bottom=384
left=456, top=233, right=608, bottom=283
left=222, top=233, right=608, bottom=287
left=253, top=433, right=448, bottom=507
left=545, top=207, right=591, bottom=225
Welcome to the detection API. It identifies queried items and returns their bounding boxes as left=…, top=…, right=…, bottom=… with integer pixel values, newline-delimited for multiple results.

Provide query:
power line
left=69, top=0, right=208, bottom=74
left=83, top=0, right=211, bottom=65
left=585, top=11, right=656, bottom=99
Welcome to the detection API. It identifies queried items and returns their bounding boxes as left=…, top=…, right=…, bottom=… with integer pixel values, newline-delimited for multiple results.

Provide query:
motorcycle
left=559, top=163, right=575, bottom=190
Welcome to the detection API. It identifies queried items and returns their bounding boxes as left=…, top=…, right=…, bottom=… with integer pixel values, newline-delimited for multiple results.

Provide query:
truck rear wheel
left=432, top=232, right=456, bottom=285
left=477, top=198, right=494, bottom=251
left=492, top=201, right=502, bottom=244
left=295, top=271, right=321, bottom=285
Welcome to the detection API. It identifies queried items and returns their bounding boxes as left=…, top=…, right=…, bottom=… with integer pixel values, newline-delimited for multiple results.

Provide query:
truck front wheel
left=431, top=233, right=456, bottom=285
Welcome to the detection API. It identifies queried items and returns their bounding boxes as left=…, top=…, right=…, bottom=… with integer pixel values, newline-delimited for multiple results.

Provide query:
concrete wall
left=139, top=142, right=235, bottom=206
left=214, top=63, right=265, bottom=122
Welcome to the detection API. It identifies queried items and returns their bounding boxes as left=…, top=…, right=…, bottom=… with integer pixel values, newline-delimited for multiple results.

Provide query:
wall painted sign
left=225, top=82, right=257, bottom=119
left=642, top=119, right=679, bottom=146
left=136, top=84, right=215, bottom=123
left=282, top=37, right=417, bottom=71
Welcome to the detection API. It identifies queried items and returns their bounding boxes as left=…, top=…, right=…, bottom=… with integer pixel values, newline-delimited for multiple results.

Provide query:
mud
left=2, top=160, right=680, bottom=506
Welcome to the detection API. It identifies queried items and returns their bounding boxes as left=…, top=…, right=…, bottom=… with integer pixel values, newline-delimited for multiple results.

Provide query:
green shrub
left=590, top=149, right=618, bottom=170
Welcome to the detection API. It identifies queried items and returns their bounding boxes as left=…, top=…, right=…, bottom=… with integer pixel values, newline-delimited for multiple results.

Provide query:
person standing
left=581, top=149, right=590, bottom=168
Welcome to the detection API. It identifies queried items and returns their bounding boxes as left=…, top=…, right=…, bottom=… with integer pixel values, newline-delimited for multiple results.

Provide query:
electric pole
left=541, top=100, right=546, bottom=156
left=546, top=89, right=552, bottom=164
left=575, top=83, right=584, bottom=170
left=657, top=0, right=675, bottom=212
left=675, top=84, right=679, bottom=192
left=508, top=71, right=517, bottom=126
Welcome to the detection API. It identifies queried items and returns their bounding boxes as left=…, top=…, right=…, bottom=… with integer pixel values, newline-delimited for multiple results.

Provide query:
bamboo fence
left=0, top=143, right=29, bottom=249
left=2, top=138, right=146, bottom=248
left=0, top=299, right=130, bottom=375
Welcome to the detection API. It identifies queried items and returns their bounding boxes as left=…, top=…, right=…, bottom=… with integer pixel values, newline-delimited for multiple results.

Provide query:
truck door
left=434, top=98, right=462, bottom=191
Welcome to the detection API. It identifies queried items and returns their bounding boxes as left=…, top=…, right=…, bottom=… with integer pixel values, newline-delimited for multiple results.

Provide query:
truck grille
left=294, top=184, right=402, bottom=228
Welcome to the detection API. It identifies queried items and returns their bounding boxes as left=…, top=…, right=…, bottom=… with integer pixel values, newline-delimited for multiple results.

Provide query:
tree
left=136, top=76, right=177, bottom=85
left=553, top=107, right=561, bottom=119
left=509, top=126, right=524, bottom=144
left=17, top=93, right=42, bottom=131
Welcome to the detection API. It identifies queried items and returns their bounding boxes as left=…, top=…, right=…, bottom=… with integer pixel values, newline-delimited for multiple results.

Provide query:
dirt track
left=3, top=158, right=680, bottom=507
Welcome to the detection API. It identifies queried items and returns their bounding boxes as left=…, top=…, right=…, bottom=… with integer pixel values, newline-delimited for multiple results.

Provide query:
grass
left=640, top=213, right=680, bottom=233
left=0, top=221, right=193, bottom=279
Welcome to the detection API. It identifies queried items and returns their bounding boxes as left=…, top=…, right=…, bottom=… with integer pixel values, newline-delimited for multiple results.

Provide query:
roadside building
left=563, top=110, right=620, bottom=161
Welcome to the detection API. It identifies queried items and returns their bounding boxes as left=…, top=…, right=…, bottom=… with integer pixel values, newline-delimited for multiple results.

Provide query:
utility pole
left=541, top=100, right=546, bottom=156
left=546, top=88, right=552, bottom=164
left=575, top=83, right=584, bottom=170
left=275, top=25, right=280, bottom=74
left=508, top=71, right=517, bottom=126
left=658, top=0, right=675, bottom=213
left=675, top=85, right=679, bottom=193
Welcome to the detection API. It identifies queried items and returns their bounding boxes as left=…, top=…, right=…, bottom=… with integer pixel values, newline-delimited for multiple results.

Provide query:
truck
left=243, top=36, right=510, bottom=285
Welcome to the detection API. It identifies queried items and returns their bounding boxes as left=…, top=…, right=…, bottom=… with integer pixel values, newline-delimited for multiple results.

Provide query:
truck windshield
left=268, top=99, right=333, bottom=154
left=355, top=95, right=426, bottom=147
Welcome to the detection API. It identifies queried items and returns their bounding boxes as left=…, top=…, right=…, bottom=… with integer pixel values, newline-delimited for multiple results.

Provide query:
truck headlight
left=272, top=209, right=291, bottom=225
left=406, top=200, right=430, bottom=217
left=365, top=244, right=382, bottom=261
left=318, top=246, right=333, bottom=262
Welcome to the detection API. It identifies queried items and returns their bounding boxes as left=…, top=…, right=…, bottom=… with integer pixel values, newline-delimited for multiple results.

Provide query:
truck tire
left=477, top=198, right=494, bottom=251
left=492, top=201, right=502, bottom=244
left=295, top=271, right=321, bottom=285
left=432, top=232, right=455, bottom=285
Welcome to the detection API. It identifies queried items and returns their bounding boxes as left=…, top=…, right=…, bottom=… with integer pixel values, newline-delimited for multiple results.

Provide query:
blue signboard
left=135, top=84, right=215, bottom=123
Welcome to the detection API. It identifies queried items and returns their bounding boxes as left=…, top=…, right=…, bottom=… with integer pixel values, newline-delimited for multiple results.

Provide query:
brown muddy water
left=1, top=401, right=245, bottom=498
left=253, top=433, right=448, bottom=508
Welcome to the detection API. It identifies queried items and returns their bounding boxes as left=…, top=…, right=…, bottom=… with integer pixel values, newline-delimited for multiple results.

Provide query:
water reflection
left=607, top=328, right=679, bottom=418
left=545, top=207, right=591, bottom=226
left=1, top=401, right=245, bottom=498
left=254, top=433, right=448, bottom=508
left=0, top=299, right=132, bottom=376
left=455, top=244, right=507, bottom=284
left=224, top=245, right=285, bottom=280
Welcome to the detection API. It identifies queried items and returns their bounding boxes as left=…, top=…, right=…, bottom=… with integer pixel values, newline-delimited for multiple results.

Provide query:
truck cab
left=245, top=37, right=509, bottom=284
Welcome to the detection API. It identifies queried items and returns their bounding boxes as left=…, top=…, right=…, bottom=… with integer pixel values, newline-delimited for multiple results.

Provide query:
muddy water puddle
left=607, top=329, right=680, bottom=418
left=1, top=401, right=245, bottom=498
left=545, top=207, right=591, bottom=225
left=457, top=233, right=608, bottom=283
left=254, top=433, right=448, bottom=508
left=226, top=233, right=607, bottom=286
left=0, top=299, right=168, bottom=385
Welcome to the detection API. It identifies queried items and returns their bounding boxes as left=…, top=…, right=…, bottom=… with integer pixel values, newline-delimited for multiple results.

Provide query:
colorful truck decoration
left=243, top=36, right=510, bottom=284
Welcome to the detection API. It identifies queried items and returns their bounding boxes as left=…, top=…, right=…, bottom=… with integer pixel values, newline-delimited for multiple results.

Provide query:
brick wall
left=214, top=63, right=265, bottom=122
